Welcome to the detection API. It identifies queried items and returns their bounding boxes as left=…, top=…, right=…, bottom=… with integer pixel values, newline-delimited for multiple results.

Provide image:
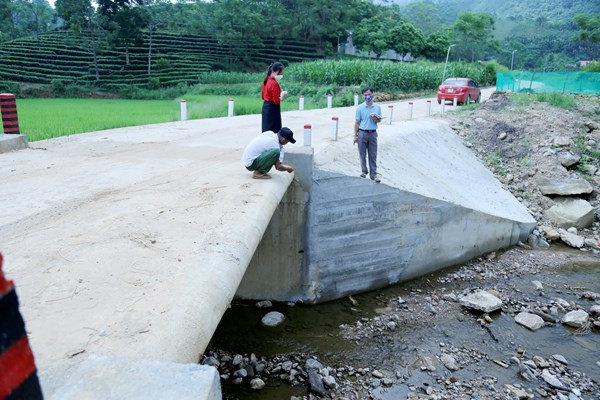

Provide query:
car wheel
left=437, top=99, right=441, bottom=104
left=466, top=95, right=471, bottom=104
left=475, top=94, right=481, bottom=103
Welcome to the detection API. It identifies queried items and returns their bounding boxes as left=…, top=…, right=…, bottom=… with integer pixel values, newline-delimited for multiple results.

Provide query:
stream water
left=207, top=254, right=600, bottom=399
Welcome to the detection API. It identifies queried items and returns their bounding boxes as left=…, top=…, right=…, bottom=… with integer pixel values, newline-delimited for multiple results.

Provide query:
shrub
left=582, top=61, right=600, bottom=72
left=536, top=93, right=576, bottom=109
left=148, top=77, right=161, bottom=90
left=51, top=79, right=66, bottom=95
left=0, top=81, right=21, bottom=96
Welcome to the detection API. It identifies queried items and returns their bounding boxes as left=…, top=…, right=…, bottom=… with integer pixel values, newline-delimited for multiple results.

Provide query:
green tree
left=20, top=0, right=56, bottom=36
left=388, top=20, right=425, bottom=61
left=452, top=11, right=497, bottom=62
left=351, top=16, right=389, bottom=57
left=1, top=0, right=55, bottom=40
left=292, top=0, right=369, bottom=52
left=0, top=0, right=15, bottom=41
left=205, top=0, right=268, bottom=66
left=55, top=0, right=107, bottom=80
left=97, top=0, right=146, bottom=66
left=573, top=13, right=600, bottom=43
left=402, top=0, right=443, bottom=35
left=422, top=31, right=450, bottom=61
left=573, top=13, right=600, bottom=60
left=144, top=0, right=170, bottom=74
left=55, top=0, right=93, bottom=32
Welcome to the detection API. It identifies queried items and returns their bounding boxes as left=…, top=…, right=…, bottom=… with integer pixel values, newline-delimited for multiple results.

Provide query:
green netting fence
left=496, top=71, right=600, bottom=95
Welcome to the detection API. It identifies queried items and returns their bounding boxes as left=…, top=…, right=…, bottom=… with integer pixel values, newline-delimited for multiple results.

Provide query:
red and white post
left=327, top=93, right=332, bottom=109
left=387, top=105, right=394, bottom=125
left=180, top=99, right=187, bottom=121
left=354, top=93, right=359, bottom=106
left=299, top=95, right=305, bottom=111
left=304, top=124, right=312, bottom=147
left=408, top=102, right=413, bottom=120
left=228, top=98, right=234, bottom=117
left=330, top=117, right=339, bottom=141
left=453, top=97, right=458, bottom=110
left=0, top=93, right=20, bottom=134
left=426, top=100, right=432, bottom=117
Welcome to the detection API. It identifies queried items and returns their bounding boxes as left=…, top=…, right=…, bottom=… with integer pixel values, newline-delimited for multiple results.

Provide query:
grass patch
left=16, top=98, right=180, bottom=141
left=509, top=92, right=577, bottom=109
left=483, top=149, right=508, bottom=176
left=535, top=93, right=576, bottom=108
left=11, top=94, right=326, bottom=141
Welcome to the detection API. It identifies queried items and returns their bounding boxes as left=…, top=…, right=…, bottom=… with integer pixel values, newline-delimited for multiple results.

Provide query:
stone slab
left=50, top=355, right=221, bottom=400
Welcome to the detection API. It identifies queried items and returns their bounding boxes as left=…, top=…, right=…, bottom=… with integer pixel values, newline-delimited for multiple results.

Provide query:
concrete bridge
left=0, top=88, right=535, bottom=398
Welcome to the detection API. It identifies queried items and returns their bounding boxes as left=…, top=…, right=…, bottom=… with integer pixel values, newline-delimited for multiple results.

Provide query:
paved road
left=0, top=87, right=495, bottom=397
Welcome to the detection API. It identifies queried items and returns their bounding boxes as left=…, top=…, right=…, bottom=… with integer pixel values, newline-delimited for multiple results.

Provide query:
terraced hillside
left=0, top=31, right=323, bottom=89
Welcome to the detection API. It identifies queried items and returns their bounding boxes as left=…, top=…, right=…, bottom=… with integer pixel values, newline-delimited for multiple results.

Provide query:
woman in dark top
left=261, top=62, right=288, bottom=133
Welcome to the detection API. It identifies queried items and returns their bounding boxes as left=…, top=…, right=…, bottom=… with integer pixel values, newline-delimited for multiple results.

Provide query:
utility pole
left=441, top=44, right=455, bottom=84
left=511, top=50, right=517, bottom=71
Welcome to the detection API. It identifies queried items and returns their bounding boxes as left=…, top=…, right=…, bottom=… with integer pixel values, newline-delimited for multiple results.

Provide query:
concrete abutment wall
left=236, top=127, right=536, bottom=304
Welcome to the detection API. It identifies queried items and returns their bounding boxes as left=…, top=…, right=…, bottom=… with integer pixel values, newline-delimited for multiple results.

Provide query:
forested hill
left=388, top=0, right=598, bottom=24
left=381, top=0, right=599, bottom=69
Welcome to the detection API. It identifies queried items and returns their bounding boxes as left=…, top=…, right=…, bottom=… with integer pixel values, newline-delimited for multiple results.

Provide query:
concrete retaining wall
left=236, top=123, right=536, bottom=303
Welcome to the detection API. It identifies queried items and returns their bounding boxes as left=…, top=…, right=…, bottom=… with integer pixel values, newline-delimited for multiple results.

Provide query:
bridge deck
left=0, top=91, right=493, bottom=396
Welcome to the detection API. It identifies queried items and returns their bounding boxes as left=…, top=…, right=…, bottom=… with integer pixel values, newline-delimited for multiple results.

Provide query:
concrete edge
left=0, top=134, right=28, bottom=153
left=49, top=354, right=221, bottom=400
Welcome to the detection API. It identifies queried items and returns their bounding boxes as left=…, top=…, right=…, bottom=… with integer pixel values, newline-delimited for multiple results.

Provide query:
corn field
left=286, top=59, right=496, bottom=92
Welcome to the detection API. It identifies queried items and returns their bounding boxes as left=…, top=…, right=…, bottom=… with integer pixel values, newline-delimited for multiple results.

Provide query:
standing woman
left=261, top=62, right=288, bottom=133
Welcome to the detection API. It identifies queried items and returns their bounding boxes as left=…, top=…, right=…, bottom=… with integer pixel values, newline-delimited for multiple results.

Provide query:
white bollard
left=388, top=105, right=394, bottom=125
left=354, top=93, right=359, bottom=106
left=408, top=102, right=413, bottom=120
left=180, top=99, right=187, bottom=121
left=228, top=98, right=234, bottom=117
left=426, top=100, right=431, bottom=117
left=304, top=124, right=312, bottom=147
left=299, top=95, right=304, bottom=111
left=441, top=101, right=446, bottom=114
left=330, top=117, right=339, bottom=141
left=327, top=93, right=332, bottom=109
left=452, top=97, right=457, bottom=110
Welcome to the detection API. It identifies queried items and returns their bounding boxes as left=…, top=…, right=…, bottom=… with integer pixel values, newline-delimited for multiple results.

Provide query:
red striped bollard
left=330, top=117, right=339, bottom=141
left=0, top=253, right=43, bottom=399
left=0, top=94, right=20, bottom=134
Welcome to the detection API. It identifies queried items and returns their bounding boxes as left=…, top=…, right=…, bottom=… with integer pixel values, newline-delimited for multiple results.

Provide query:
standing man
left=354, top=87, right=382, bottom=183
left=241, top=127, right=296, bottom=179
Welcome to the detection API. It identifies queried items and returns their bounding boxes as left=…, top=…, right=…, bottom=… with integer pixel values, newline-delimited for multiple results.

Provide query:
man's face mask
left=364, top=95, right=373, bottom=102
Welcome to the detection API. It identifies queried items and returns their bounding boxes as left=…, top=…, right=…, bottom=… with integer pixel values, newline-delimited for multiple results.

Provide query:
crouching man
left=241, top=127, right=296, bottom=179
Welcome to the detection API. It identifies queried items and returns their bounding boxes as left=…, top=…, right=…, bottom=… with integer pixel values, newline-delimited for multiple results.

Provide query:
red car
left=437, top=77, right=481, bottom=105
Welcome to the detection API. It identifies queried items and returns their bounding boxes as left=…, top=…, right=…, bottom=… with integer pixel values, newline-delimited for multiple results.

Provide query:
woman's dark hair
left=263, top=62, right=285, bottom=85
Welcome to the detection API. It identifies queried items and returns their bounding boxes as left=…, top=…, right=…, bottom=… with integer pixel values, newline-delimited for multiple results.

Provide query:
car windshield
left=443, top=79, right=467, bottom=86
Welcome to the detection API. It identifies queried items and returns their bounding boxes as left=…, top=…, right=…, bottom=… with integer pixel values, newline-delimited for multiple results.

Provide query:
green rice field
left=8, top=95, right=314, bottom=142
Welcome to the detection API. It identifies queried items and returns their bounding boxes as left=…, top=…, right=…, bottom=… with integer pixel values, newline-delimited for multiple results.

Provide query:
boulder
left=459, top=291, right=503, bottom=313
left=561, top=310, right=589, bottom=328
left=261, top=311, right=285, bottom=327
left=545, top=197, right=595, bottom=229
left=558, top=229, right=585, bottom=248
left=536, top=176, right=593, bottom=196
left=515, top=312, right=545, bottom=331
left=557, top=151, right=581, bottom=168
